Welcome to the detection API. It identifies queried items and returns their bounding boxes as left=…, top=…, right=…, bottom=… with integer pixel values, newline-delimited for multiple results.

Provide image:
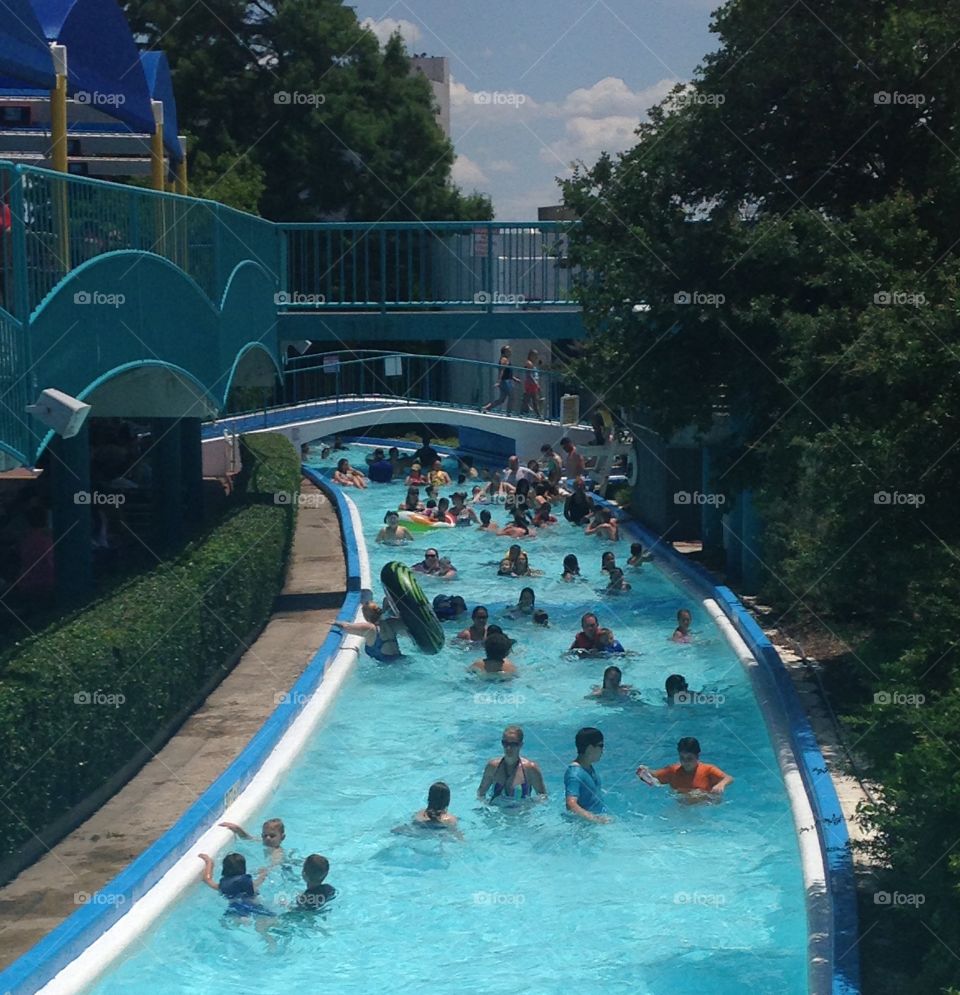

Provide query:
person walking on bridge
left=482, top=346, right=521, bottom=414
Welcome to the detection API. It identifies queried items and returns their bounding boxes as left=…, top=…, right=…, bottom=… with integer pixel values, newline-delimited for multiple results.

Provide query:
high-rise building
left=410, top=55, right=450, bottom=139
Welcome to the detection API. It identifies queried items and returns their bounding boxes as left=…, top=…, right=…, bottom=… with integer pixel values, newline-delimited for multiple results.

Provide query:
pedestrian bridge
left=0, top=160, right=585, bottom=470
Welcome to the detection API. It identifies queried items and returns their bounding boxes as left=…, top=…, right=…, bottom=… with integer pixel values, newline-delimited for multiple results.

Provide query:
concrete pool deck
left=0, top=478, right=346, bottom=970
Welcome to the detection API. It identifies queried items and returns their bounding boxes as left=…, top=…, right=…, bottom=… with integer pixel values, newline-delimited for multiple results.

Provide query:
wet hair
left=508, top=544, right=521, bottom=559
left=484, top=631, right=514, bottom=662
left=563, top=554, right=580, bottom=574
left=336, top=458, right=349, bottom=472
left=602, top=665, right=622, bottom=687
left=438, top=497, right=450, bottom=510
left=221, top=852, right=246, bottom=877
left=451, top=596, right=467, bottom=612
left=631, top=542, right=643, bottom=556
left=384, top=510, right=400, bottom=523
left=608, top=567, right=625, bottom=584
left=486, top=624, right=504, bottom=636
left=426, top=781, right=451, bottom=821
left=472, top=605, right=488, bottom=620
left=480, top=509, right=492, bottom=525
left=677, top=736, right=701, bottom=756
left=601, top=551, right=615, bottom=568
left=533, top=609, right=549, bottom=625
left=302, top=853, right=329, bottom=886
left=518, top=587, right=535, bottom=607
left=262, top=818, right=285, bottom=835
left=575, top=726, right=604, bottom=754
left=502, top=724, right=524, bottom=743
left=581, top=612, right=599, bottom=628
left=665, top=674, right=688, bottom=698
left=677, top=608, right=692, bottom=621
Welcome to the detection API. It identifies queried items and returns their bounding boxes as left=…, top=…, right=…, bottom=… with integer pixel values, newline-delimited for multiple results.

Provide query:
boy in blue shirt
left=564, top=727, right=610, bottom=823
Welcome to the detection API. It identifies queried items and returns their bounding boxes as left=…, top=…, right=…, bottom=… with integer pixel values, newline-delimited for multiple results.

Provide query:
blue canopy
left=140, top=51, right=182, bottom=163
left=0, top=0, right=55, bottom=87
left=31, top=0, right=155, bottom=134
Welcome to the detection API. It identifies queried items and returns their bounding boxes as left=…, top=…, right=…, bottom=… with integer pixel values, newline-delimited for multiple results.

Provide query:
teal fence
left=277, top=221, right=580, bottom=310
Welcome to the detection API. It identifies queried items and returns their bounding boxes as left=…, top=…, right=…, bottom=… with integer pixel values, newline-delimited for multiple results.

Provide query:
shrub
left=0, top=434, right=300, bottom=859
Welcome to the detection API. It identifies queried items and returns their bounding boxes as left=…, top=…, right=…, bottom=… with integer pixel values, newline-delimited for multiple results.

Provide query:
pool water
left=90, top=448, right=808, bottom=995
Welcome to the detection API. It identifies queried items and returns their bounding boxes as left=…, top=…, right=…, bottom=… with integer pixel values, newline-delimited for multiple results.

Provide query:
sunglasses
left=425, top=552, right=439, bottom=558
left=475, top=613, right=489, bottom=619
left=501, top=740, right=522, bottom=747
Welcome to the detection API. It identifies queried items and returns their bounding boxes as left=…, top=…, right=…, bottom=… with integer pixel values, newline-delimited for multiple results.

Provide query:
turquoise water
left=90, top=448, right=807, bottom=995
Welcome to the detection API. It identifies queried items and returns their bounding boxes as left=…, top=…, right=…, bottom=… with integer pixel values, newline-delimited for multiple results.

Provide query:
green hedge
left=0, top=433, right=300, bottom=859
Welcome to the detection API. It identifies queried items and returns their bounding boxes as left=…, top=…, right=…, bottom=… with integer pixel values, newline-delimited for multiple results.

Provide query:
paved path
left=0, top=478, right=345, bottom=969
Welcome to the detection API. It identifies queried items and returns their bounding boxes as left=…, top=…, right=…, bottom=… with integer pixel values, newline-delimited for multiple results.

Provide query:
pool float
left=380, top=561, right=445, bottom=655
left=398, top=511, right=455, bottom=532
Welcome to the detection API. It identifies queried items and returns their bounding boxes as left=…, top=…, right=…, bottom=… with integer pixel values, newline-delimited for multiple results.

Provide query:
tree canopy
left=124, top=0, right=492, bottom=220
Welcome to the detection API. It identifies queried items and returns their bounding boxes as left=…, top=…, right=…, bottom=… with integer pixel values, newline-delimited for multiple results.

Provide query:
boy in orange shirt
left=636, top=737, right=733, bottom=796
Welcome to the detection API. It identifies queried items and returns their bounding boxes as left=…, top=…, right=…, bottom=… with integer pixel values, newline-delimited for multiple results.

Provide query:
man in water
left=564, top=727, right=609, bottom=823
left=560, top=436, right=586, bottom=478
left=570, top=612, right=601, bottom=651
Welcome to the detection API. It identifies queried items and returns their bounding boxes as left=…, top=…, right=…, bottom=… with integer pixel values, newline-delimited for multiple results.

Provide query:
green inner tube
left=380, top=561, right=445, bottom=655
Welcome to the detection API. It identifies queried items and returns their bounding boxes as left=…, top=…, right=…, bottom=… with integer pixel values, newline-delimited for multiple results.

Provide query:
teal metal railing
left=0, top=160, right=282, bottom=317
left=277, top=221, right=580, bottom=310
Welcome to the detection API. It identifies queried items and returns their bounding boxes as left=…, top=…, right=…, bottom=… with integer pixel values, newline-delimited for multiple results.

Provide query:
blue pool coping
left=0, top=472, right=362, bottom=995
left=617, top=511, right=860, bottom=995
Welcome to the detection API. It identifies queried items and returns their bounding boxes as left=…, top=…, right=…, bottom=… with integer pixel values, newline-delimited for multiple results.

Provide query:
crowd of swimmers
left=201, top=436, right=733, bottom=920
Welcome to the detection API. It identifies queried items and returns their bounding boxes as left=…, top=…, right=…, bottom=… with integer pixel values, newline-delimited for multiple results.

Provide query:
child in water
left=294, top=854, right=336, bottom=910
left=198, top=852, right=273, bottom=918
left=219, top=817, right=287, bottom=866
left=561, top=554, right=582, bottom=582
left=672, top=608, right=693, bottom=642
left=506, top=587, right=536, bottom=618
left=606, top=567, right=631, bottom=593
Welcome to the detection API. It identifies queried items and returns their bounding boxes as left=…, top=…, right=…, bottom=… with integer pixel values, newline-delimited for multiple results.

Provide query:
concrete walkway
left=0, top=478, right=345, bottom=970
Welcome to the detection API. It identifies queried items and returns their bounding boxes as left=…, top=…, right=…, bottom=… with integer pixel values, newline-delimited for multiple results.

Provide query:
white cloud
left=451, top=153, right=489, bottom=189
left=541, top=115, right=642, bottom=169
left=487, top=159, right=516, bottom=173
left=361, top=17, right=422, bottom=47
left=559, top=76, right=676, bottom=117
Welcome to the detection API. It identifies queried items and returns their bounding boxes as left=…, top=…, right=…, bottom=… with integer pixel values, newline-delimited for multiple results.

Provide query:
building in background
left=410, top=55, right=450, bottom=139
left=538, top=205, right=577, bottom=222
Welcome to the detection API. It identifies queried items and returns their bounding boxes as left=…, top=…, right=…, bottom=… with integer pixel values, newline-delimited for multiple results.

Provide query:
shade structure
left=0, top=0, right=55, bottom=87
left=31, top=0, right=154, bottom=134
left=140, top=50, right=182, bottom=163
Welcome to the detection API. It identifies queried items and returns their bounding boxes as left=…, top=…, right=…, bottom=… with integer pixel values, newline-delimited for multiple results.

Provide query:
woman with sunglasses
left=477, top=725, right=547, bottom=803
left=457, top=605, right=489, bottom=642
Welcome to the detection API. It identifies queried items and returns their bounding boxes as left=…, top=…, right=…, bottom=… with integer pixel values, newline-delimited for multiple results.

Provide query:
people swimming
left=433, top=594, right=468, bottom=621
left=505, top=587, right=536, bottom=618
left=293, top=854, right=336, bottom=910
left=561, top=553, right=582, bottom=582
left=219, top=817, right=287, bottom=865
left=665, top=674, right=690, bottom=705
left=477, top=725, right=547, bottom=804
left=198, top=851, right=273, bottom=918
left=457, top=605, right=489, bottom=642
left=412, top=548, right=457, bottom=578
left=394, top=781, right=461, bottom=837
left=564, top=727, right=609, bottom=823
left=595, top=627, right=625, bottom=653
left=376, top=510, right=414, bottom=544
left=468, top=631, right=518, bottom=680
left=605, top=567, right=631, bottom=593
left=335, top=602, right=404, bottom=661
left=590, top=665, right=633, bottom=699
left=672, top=608, right=693, bottom=643
left=500, top=506, right=535, bottom=538
left=585, top=507, right=619, bottom=541
left=627, top=542, right=651, bottom=567
left=400, top=486, right=424, bottom=512
left=636, top=736, right=733, bottom=798
left=477, top=509, right=499, bottom=532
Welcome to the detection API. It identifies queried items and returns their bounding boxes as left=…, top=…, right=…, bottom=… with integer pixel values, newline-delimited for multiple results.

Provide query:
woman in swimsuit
left=561, top=553, right=582, bottom=582
left=477, top=726, right=547, bottom=803
left=457, top=605, right=489, bottom=642
left=590, top=665, right=634, bottom=700
left=335, top=602, right=403, bottom=661
left=451, top=491, right=479, bottom=526
left=333, top=458, right=367, bottom=489
left=392, top=782, right=462, bottom=838
left=400, top=486, right=424, bottom=512
left=500, top=507, right=535, bottom=538
left=506, top=587, right=536, bottom=619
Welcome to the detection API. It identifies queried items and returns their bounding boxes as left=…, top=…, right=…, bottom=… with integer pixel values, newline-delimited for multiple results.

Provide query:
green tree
left=123, top=0, right=492, bottom=220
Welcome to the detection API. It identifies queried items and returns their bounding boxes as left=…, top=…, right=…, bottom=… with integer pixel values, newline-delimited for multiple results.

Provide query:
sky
left=355, top=0, right=720, bottom=219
